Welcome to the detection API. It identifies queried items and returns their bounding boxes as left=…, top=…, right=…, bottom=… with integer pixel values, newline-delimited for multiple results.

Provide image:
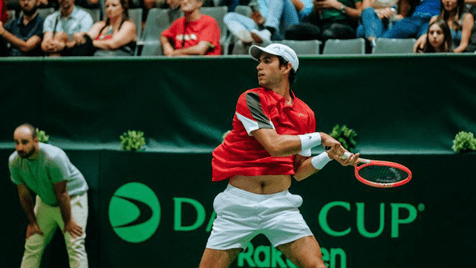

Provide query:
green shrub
left=36, top=128, right=49, bottom=143
left=329, top=124, right=357, bottom=152
left=120, top=130, right=146, bottom=151
left=452, top=131, right=476, bottom=153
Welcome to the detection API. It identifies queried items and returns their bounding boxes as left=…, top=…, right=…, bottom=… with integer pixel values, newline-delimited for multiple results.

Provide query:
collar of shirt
left=59, top=6, right=79, bottom=20
left=264, top=88, right=297, bottom=109
left=15, top=13, right=39, bottom=27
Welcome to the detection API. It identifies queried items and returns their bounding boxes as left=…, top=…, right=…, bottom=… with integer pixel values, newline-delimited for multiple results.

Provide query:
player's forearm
left=57, top=193, right=73, bottom=224
left=294, top=157, right=318, bottom=181
left=267, top=135, right=304, bottom=157
left=19, top=195, right=38, bottom=225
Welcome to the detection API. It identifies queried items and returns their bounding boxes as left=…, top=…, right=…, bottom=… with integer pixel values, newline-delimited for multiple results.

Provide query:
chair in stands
left=275, top=40, right=321, bottom=55
left=37, top=7, right=55, bottom=19
left=322, top=38, right=365, bottom=55
left=128, top=8, right=143, bottom=40
left=140, top=8, right=170, bottom=56
left=372, top=38, right=416, bottom=54
left=201, top=6, right=228, bottom=54
left=83, top=7, right=101, bottom=23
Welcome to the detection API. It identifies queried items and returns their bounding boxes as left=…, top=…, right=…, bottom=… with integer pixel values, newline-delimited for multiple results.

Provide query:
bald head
left=14, top=124, right=37, bottom=139
left=14, top=124, right=39, bottom=159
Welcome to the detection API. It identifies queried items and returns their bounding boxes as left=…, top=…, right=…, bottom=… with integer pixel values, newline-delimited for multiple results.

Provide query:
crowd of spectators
left=1, top=0, right=476, bottom=56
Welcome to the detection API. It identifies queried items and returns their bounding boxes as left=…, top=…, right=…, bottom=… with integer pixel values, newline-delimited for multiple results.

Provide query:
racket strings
left=357, top=165, right=409, bottom=183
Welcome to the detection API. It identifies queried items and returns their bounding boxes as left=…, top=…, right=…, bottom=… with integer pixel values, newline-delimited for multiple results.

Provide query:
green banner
left=0, top=150, right=474, bottom=268
left=1, top=56, right=475, bottom=153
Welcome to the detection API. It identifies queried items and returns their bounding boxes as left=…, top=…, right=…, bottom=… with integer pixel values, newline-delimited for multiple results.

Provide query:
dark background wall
left=0, top=56, right=475, bottom=268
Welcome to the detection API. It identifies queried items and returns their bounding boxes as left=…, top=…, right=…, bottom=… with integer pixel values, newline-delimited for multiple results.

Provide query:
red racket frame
left=354, top=160, right=412, bottom=188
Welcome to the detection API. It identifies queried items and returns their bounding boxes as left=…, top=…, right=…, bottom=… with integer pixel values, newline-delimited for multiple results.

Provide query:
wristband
left=298, top=148, right=312, bottom=157
left=298, top=132, right=321, bottom=152
left=311, top=152, right=333, bottom=170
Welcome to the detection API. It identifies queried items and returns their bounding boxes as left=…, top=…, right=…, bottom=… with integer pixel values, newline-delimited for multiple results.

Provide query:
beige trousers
left=20, top=193, right=89, bottom=268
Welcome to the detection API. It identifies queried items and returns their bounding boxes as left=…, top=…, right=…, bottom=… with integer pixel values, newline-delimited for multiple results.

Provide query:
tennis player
left=199, top=44, right=360, bottom=267
left=9, top=124, right=89, bottom=268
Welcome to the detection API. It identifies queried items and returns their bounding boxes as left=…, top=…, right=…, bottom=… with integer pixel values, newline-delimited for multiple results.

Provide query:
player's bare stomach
left=229, top=175, right=292, bottom=194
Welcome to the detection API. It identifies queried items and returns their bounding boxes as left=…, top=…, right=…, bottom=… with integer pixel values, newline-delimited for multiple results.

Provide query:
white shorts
left=206, top=184, right=313, bottom=250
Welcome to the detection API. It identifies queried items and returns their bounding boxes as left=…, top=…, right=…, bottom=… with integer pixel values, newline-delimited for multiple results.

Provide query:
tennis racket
left=341, top=152, right=412, bottom=188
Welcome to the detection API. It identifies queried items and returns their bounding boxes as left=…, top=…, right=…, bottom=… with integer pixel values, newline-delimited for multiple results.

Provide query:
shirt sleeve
left=198, top=17, right=221, bottom=49
left=43, top=14, right=56, bottom=33
left=78, top=13, right=94, bottom=32
left=9, top=158, right=23, bottom=184
left=47, top=151, right=71, bottom=184
left=236, top=91, right=275, bottom=135
left=162, top=19, right=179, bottom=39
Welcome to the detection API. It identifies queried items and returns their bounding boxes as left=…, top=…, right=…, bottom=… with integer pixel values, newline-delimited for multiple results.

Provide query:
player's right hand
left=26, top=223, right=44, bottom=239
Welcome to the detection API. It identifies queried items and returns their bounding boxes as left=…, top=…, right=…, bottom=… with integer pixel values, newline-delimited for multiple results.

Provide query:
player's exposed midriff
left=229, top=175, right=292, bottom=194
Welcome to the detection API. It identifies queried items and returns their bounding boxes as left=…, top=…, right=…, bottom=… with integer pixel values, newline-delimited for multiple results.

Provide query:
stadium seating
left=38, top=7, right=55, bottom=19
left=323, top=38, right=365, bottom=55
left=83, top=8, right=101, bottom=23
left=139, top=8, right=171, bottom=56
left=129, top=8, right=143, bottom=40
left=275, top=40, right=321, bottom=55
left=372, top=38, right=416, bottom=54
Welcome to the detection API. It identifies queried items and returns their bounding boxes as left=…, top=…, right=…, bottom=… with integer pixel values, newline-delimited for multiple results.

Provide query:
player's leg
left=58, top=193, right=89, bottom=268
left=277, top=235, right=327, bottom=268
left=199, top=248, right=242, bottom=268
left=263, top=192, right=325, bottom=268
left=21, top=196, right=58, bottom=268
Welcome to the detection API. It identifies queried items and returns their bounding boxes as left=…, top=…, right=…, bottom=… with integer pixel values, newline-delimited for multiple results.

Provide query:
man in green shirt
left=9, top=123, right=89, bottom=268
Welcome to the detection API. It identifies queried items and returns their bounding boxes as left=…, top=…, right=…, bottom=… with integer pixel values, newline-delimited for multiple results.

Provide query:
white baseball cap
left=249, top=43, right=299, bottom=72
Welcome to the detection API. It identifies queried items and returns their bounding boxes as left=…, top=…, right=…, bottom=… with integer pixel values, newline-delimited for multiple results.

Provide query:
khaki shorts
left=206, top=184, right=313, bottom=250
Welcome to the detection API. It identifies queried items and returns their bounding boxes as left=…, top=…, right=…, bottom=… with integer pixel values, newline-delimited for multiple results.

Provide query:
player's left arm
left=293, top=149, right=360, bottom=181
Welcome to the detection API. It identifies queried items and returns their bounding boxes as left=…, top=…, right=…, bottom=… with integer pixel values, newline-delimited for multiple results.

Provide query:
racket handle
left=342, top=152, right=371, bottom=164
left=325, top=147, right=370, bottom=163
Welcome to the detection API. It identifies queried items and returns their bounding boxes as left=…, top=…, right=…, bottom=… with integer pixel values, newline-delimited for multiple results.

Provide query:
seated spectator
left=41, top=0, right=93, bottom=56
left=160, top=0, right=221, bottom=56
left=217, top=0, right=251, bottom=12
left=356, top=0, right=415, bottom=45
left=0, top=0, right=44, bottom=56
left=285, top=0, right=363, bottom=42
left=417, top=19, right=453, bottom=52
left=380, top=0, right=440, bottom=38
left=84, top=0, right=137, bottom=56
left=224, top=0, right=313, bottom=44
left=414, top=0, right=473, bottom=52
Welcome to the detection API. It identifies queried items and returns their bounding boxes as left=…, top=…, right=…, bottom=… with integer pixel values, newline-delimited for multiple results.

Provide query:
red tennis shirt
left=212, top=87, right=316, bottom=181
